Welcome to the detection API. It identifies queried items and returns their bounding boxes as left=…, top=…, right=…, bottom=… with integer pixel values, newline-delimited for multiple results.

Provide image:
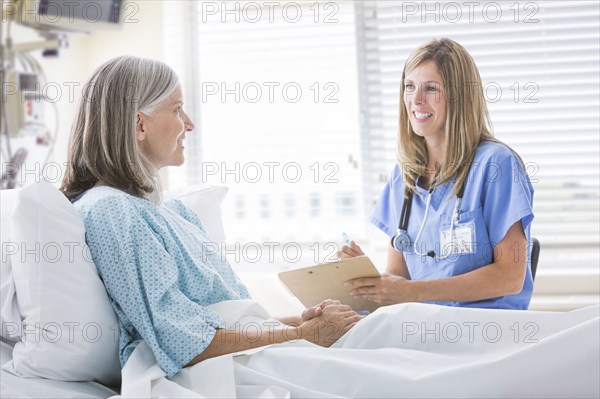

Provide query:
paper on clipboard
left=278, top=255, right=381, bottom=313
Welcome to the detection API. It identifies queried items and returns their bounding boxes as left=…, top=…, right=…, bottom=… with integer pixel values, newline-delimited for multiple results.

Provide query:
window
left=335, top=192, right=357, bottom=217
left=284, top=193, right=296, bottom=219
left=165, top=1, right=600, bottom=309
left=310, top=192, right=321, bottom=218
left=234, top=195, right=245, bottom=220
left=354, top=0, right=600, bottom=309
left=164, top=0, right=365, bottom=266
left=259, top=195, right=270, bottom=220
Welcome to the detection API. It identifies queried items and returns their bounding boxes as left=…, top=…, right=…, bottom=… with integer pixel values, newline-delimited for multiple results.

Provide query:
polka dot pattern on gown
left=74, top=186, right=251, bottom=377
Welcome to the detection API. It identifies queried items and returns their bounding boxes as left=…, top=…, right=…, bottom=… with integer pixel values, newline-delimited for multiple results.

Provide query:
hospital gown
left=74, top=186, right=251, bottom=377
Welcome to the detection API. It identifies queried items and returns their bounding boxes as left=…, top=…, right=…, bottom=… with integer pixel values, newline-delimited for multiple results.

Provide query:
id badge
left=440, top=222, right=476, bottom=257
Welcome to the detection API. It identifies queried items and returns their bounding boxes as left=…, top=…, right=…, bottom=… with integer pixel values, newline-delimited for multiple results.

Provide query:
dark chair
left=530, top=237, right=540, bottom=281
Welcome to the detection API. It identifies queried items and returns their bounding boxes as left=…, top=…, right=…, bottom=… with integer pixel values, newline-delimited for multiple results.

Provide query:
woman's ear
left=135, top=113, right=146, bottom=141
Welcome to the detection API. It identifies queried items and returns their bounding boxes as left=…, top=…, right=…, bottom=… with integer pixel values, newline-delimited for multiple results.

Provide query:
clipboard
left=278, top=255, right=381, bottom=313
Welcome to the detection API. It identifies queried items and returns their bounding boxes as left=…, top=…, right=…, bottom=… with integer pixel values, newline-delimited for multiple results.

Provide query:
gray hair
left=61, top=56, right=180, bottom=202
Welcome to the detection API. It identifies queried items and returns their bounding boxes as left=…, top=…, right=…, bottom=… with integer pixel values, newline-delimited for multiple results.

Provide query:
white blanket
left=113, top=301, right=600, bottom=398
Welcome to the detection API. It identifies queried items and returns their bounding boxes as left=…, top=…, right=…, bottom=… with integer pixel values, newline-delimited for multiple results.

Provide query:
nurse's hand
left=301, top=299, right=342, bottom=322
left=337, top=241, right=365, bottom=259
left=345, top=273, right=415, bottom=305
left=299, top=304, right=363, bottom=347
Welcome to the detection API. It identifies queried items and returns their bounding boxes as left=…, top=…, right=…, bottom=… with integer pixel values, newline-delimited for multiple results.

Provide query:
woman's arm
left=186, top=304, right=362, bottom=367
left=346, top=221, right=528, bottom=304
left=410, top=221, right=527, bottom=302
left=386, top=245, right=411, bottom=279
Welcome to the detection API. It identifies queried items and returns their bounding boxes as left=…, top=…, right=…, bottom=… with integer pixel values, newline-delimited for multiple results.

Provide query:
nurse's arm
left=386, top=245, right=411, bottom=279
left=412, top=221, right=528, bottom=302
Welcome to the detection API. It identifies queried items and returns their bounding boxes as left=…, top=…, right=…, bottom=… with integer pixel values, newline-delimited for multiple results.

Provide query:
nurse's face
left=136, top=86, right=195, bottom=169
left=403, top=60, right=447, bottom=145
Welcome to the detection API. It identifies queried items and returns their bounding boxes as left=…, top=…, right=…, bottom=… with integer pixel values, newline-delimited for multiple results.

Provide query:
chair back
left=530, top=237, right=540, bottom=281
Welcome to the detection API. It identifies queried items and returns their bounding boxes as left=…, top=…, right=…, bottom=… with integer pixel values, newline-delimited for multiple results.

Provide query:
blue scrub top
left=370, top=141, right=535, bottom=309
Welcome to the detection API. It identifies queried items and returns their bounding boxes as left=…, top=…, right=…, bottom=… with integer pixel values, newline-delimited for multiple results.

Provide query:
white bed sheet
left=1, top=340, right=119, bottom=399
left=2, top=301, right=599, bottom=398
left=116, top=301, right=600, bottom=399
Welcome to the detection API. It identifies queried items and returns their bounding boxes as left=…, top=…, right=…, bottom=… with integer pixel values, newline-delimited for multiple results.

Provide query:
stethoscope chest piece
left=392, top=181, right=466, bottom=259
left=391, top=230, right=411, bottom=252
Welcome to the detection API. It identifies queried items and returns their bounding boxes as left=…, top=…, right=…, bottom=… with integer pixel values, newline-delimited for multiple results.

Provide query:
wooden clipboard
left=278, top=255, right=381, bottom=313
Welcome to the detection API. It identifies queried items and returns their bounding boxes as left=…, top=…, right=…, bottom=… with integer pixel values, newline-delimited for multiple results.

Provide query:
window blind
left=164, top=1, right=599, bottom=309
left=355, top=0, right=600, bottom=310
left=164, top=1, right=365, bottom=272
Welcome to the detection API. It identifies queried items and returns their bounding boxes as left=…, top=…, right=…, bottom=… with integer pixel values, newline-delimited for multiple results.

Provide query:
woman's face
left=403, top=60, right=447, bottom=145
left=136, top=86, right=195, bottom=169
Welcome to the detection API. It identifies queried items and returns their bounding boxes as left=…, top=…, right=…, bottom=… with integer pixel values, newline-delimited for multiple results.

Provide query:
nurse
left=340, top=38, right=535, bottom=309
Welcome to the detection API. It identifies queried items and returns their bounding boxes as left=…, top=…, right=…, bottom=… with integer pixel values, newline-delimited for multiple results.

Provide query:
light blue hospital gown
left=370, top=141, right=535, bottom=309
left=74, top=186, right=251, bottom=377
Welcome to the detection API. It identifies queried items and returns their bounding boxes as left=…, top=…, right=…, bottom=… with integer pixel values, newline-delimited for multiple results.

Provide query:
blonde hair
left=61, top=56, right=180, bottom=202
left=398, top=38, right=499, bottom=196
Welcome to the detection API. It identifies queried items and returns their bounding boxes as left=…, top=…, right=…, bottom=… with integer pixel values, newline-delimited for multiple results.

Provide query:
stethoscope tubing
left=394, top=181, right=465, bottom=259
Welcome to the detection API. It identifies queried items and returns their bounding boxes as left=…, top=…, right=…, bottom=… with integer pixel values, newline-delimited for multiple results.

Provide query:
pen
left=342, top=232, right=351, bottom=247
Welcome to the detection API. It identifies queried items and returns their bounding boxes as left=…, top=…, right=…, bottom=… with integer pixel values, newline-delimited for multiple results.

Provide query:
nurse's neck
left=423, top=141, right=445, bottom=187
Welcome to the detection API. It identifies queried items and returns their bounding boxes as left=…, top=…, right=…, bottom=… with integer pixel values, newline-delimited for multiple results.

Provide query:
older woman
left=60, top=56, right=361, bottom=378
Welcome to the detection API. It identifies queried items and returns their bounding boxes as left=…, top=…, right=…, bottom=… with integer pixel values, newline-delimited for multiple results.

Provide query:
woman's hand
left=345, top=273, right=417, bottom=305
left=336, top=241, right=365, bottom=259
left=301, top=299, right=342, bottom=322
left=298, top=304, right=363, bottom=347
left=278, top=300, right=344, bottom=326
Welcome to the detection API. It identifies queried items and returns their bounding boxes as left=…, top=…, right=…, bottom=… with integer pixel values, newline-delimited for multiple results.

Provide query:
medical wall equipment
left=0, top=0, right=125, bottom=189
left=391, top=181, right=466, bottom=259
left=11, top=0, right=123, bottom=33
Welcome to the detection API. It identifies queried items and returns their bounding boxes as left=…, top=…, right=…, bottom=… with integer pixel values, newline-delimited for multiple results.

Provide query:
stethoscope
left=391, top=181, right=466, bottom=259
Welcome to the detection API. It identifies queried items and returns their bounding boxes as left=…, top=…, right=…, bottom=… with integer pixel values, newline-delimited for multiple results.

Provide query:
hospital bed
left=1, top=183, right=599, bottom=399
left=0, top=338, right=118, bottom=398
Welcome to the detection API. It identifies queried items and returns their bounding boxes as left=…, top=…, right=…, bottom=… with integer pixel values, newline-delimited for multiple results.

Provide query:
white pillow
left=0, top=188, right=23, bottom=341
left=164, top=185, right=229, bottom=243
left=2, top=182, right=229, bottom=383
left=2, top=182, right=121, bottom=385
